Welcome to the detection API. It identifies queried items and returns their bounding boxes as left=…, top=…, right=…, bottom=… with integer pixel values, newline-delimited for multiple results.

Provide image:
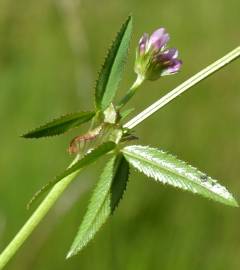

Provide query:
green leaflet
left=59, top=142, right=116, bottom=181
left=95, top=16, right=133, bottom=111
left=22, top=111, right=95, bottom=138
left=120, top=107, right=135, bottom=121
left=122, top=145, right=238, bottom=207
left=27, top=142, right=116, bottom=209
left=67, top=154, right=129, bottom=258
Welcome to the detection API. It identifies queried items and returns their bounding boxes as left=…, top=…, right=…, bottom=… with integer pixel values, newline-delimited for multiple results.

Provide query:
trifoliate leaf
left=22, top=111, right=95, bottom=138
left=122, top=145, right=238, bottom=207
left=67, top=154, right=129, bottom=258
left=95, top=16, right=133, bottom=111
left=27, top=142, right=116, bottom=209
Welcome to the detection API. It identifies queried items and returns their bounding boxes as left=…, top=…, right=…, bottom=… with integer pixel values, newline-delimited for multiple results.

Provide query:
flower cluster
left=134, top=28, right=182, bottom=81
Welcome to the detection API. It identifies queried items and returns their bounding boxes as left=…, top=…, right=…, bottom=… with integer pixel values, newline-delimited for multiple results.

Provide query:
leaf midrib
left=74, top=190, right=110, bottom=251
left=101, top=47, right=122, bottom=108
left=98, top=17, right=131, bottom=110
left=73, top=157, right=120, bottom=251
left=123, top=148, right=213, bottom=193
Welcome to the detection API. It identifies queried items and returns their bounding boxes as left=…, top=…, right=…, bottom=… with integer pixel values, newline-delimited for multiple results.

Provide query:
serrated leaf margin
left=122, top=145, right=238, bottom=207
left=22, top=111, right=95, bottom=138
left=95, top=16, right=133, bottom=111
left=67, top=154, right=129, bottom=257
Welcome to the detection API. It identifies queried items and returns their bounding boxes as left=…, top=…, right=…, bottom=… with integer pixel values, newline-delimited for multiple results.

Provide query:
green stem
left=124, top=46, right=240, bottom=129
left=0, top=156, right=80, bottom=269
left=117, top=75, right=144, bottom=109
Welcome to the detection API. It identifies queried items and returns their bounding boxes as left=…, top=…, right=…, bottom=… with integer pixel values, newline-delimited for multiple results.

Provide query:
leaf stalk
left=117, top=75, right=144, bottom=109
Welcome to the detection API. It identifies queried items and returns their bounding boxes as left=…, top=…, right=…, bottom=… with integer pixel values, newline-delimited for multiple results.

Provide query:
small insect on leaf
left=122, top=145, right=238, bottom=207
left=67, top=154, right=129, bottom=258
left=22, top=111, right=95, bottom=139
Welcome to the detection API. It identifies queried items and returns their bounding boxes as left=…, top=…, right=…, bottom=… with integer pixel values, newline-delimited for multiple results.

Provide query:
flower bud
left=134, top=27, right=182, bottom=81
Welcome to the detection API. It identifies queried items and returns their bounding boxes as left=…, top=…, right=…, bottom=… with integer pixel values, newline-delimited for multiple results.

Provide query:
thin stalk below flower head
left=117, top=75, right=145, bottom=109
left=135, top=27, right=182, bottom=80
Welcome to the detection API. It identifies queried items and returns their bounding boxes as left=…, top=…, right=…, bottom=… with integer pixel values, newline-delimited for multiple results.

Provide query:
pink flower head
left=135, top=27, right=182, bottom=80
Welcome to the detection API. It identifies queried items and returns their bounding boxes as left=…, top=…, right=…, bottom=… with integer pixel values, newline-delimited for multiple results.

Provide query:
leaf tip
left=66, top=244, right=84, bottom=259
left=229, top=197, right=239, bottom=207
left=127, top=14, right=133, bottom=23
left=66, top=251, right=74, bottom=260
left=20, top=132, right=31, bottom=139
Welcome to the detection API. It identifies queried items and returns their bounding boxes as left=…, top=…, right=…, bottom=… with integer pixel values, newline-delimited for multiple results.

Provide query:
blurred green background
left=0, top=0, right=239, bottom=269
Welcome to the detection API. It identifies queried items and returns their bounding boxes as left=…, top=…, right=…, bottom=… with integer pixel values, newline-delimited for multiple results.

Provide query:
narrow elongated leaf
left=59, top=142, right=116, bottom=181
left=22, top=111, right=95, bottom=138
left=27, top=142, right=116, bottom=209
left=95, top=16, right=133, bottom=111
left=122, top=145, right=238, bottom=207
left=120, top=107, right=135, bottom=121
left=67, top=154, right=129, bottom=258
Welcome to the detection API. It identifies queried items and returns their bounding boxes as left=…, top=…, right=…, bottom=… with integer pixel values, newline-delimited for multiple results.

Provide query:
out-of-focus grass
left=0, top=0, right=239, bottom=269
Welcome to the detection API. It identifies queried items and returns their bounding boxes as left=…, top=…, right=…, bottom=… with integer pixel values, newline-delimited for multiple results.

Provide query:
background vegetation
left=0, top=0, right=239, bottom=269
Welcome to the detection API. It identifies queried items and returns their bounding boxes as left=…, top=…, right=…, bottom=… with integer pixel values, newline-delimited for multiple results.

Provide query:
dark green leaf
left=27, top=142, right=116, bottom=209
left=22, top=111, right=95, bottom=138
left=95, top=16, right=133, bottom=111
left=67, top=154, right=129, bottom=257
left=122, top=145, right=238, bottom=207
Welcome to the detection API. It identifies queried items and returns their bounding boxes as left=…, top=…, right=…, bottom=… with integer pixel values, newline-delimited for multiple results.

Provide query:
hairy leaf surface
left=67, top=154, right=129, bottom=257
left=122, top=145, right=238, bottom=207
left=22, top=111, right=95, bottom=138
left=95, top=16, right=133, bottom=111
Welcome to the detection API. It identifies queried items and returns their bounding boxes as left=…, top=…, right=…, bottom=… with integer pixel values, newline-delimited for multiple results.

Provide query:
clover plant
left=0, top=16, right=239, bottom=268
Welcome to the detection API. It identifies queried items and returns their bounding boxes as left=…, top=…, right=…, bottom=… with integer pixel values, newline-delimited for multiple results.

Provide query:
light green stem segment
left=0, top=156, right=80, bottom=269
left=124, top=46, right=240, bottom=129
left=117, top=75, right=144, bottom=109
left=0, top=46, right=239, bottom=270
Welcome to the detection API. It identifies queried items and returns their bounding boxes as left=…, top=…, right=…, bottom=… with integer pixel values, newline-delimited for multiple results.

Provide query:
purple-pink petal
left=139, top=33, right=148, bottom=54
left=162, top=59, right=182, bottom=75
left=149, top=28, right=169, bottom=50
left=159, top=48, right=178, bottom=62
left=149, top=28, right=165, bottom=43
